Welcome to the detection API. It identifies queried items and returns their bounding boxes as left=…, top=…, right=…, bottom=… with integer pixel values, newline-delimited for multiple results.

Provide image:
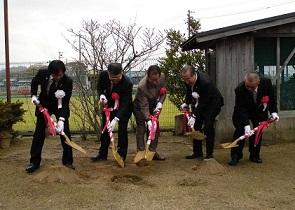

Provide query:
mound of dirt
left=32, top=166, right=82, bottom=184
left=192, top=158, right=227, bottom=175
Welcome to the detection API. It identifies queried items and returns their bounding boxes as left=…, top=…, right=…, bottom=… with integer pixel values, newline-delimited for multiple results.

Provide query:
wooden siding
left=215, top=36, right=254, bottom=140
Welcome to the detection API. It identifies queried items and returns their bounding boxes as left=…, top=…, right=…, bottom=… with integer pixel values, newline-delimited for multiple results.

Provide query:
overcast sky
left=0, top=0, right=295, bottom=63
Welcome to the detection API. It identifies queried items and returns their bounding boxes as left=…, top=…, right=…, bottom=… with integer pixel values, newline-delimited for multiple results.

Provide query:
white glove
left=99, top=94, right=108, bottom=105
left=31, top=95, right=40, bottom=105
left=154, top=102, right=162, bottom=113
left=180, top=103, right=189, bottom=111
left=271, top=112, right=279, bottom=122
left=56, top=119, right=64, bottom=134
left=244, top=125, right=254, bottom=137
left=187, top=115, right=196, bottom=128
left=147, top=120, right=152, bottom=131
left=107, top=117, right=119, bottom=132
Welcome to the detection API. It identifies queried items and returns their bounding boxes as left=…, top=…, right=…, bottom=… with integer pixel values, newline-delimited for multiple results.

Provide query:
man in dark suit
left=180, top=64, right=224, bottom=160
left=228, top=72, right=279, bottom=166
left=91, top=63, right=133, bottom=162
left=26, top=60, right=74, bottom=173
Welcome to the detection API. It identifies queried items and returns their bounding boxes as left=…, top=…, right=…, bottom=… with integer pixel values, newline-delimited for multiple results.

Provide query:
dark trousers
left=99, top=114, right=130, bottom=160
left=231, top=119, right=263, bottom=159
left=30, top=114, right=73, bottom=166
left=193, top=107, right=221, bottom=156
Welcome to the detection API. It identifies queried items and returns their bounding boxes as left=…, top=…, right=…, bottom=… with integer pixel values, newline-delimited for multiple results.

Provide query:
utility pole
left=3, top=0, right=11, bottom=103
left=78, top=33, right=81, bottom=63
left=58, top=51, right=63, bottom=60
left=187, top=10, right=191, bottom=38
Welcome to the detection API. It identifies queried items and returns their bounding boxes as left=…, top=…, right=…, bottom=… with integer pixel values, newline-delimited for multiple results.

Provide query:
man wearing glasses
left=180, top=64, right=224, bottom=160
left=228, top=72, right=279, bottom=166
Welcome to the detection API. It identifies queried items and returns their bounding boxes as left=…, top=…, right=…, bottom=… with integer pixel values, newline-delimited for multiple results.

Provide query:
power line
left=194, top=0, right=263, bottom=11
left=198, top=0, right=295, bottom=19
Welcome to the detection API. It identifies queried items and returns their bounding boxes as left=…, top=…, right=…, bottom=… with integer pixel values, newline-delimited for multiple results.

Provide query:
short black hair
left=48, top=60, right=66, bottom=74
left=108, top=63, right=123, bottom=75
left=147, top=65, right=161, bottom=77
left=181, top=64, right=196, bottom=76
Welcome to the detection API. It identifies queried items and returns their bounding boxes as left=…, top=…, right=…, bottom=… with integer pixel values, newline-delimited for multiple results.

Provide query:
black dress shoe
left=25, top=163, right=40, bottom=173
left=250, top=156, right=262, bottom=163
left=90, top=154, right=107, bottom=161
left=64, top=164, right=75, bottom=170
left=228, top=157, right=238, bottom=166
left=204, top=154, right=214, bottom=160
left=185, top=154, right=203, bottom=160
left=153, top=152, right=165, bottom=161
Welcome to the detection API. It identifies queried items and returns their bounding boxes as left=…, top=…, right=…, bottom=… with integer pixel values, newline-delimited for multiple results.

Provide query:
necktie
left=47, top=79, right=53, bottom=95
left=252, top=91, right=257, bottom=104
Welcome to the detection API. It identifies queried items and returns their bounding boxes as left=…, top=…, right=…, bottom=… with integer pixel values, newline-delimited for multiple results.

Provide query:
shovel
left=134, top=113, right=159, bottom=163
left=221, top=119, right=275, bottom=149
left=109, top=128, right=125, bottom=168
left=36, top=104, right=86, bottom=154
left=61, top=132, right=87, bottom=154
left=182, top=110, right=206, bottom=140
left=102, top=106, right=125, bottom=168
left=184, top=129, right=207, bottom=140
left=55, top=128, right=87, bottom=154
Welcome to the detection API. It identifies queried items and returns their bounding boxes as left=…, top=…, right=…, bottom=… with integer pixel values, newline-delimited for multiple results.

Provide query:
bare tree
left=66, top=19, right=164, bottom=140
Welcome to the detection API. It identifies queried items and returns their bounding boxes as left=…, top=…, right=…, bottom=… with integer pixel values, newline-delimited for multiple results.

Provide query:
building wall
left=215, top=35, right=255, bottom=141
left=214, top=33, right=295, bottom=143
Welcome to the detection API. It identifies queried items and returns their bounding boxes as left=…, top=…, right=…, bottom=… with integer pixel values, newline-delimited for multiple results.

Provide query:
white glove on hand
left=56, top=120, right=64, bottom=134
left=31, top=95, right=40, bottom=105
left=271, top=112, right=279, bottom=122
left=107, top=117, right=119, bottom=132
left=180, top=103, right=188, bottom=111
left=187, top=115, right=196, bottom=128
left=147, top=120, right=152, bottom=131
left=244, top=125, right=254, bottom=137
left=99, top=94, right=108, bottom=105
left=154, top=102, right=163, bottom=113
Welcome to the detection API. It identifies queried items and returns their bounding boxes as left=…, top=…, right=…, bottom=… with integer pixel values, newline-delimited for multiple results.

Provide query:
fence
left=0, top=63, right=179, bottom=133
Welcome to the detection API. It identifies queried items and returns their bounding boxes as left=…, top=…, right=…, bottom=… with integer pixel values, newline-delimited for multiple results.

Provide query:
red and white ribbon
left=111, top=92, right=120, bottom=110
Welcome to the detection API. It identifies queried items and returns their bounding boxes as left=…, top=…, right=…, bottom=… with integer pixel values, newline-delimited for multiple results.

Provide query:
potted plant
left=0, top=101, right=26, bottom=149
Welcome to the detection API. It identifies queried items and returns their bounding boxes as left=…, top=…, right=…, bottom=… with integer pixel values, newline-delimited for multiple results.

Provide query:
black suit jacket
left=31, top=69, right=73, bottom=119
left=97, top=71, right=133, bottom=120
left=232, top=77, right=278, bottom=127
left=185, top=71, right=224, bottom=118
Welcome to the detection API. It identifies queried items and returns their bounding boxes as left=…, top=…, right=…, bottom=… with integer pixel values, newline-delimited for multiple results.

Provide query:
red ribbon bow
left=159, top=87, right=167, bottom=96
left=261, top=96, right=270, bottom=104
left=111, top=92, right=120, bottom=110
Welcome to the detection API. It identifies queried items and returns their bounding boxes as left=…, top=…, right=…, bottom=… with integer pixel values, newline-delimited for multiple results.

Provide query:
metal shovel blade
left=184, top=130, right=206, bottom=140
left=144, top=144, right=155, bottom=161
left=145, top=150, right=156, bottom=161
left=134, top=151, right=145, bottom=163
left=220, top=140, right=240, bottom=149
left=111, top=142, right=125, bottom=168
left=63, top=134, right=87, bottom=154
